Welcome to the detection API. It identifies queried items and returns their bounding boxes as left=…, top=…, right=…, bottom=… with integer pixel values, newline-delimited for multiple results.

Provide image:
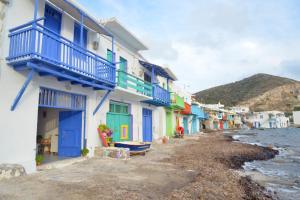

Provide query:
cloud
left=78, top=0, right=300, bottom=92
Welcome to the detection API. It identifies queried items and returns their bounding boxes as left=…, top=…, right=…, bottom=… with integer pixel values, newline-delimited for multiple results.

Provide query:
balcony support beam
left=34, top=0, right=39, bottom=21
left=93, top=90, right=111, bottom=115
left=11, top=69, right=35, bottom=111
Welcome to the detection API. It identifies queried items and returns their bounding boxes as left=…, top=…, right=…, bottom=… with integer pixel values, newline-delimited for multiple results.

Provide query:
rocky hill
left=194, top=73, right=300, bottom=112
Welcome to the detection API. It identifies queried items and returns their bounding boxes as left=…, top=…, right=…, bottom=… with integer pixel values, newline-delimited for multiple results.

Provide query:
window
left=109, top=101, right=129, bottom=114
left=107, top=49, right=115, bottom=63
left=144, top=73, right=151, bottom=83
left=119, top=57, right=127, bottom=72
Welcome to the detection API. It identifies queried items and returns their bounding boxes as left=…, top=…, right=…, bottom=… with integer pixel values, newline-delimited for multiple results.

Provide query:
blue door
left=143, top=108, right=152, bottom=142
left=191, top=116, right=197, bottom=134
left=58, top=111, right=82, bottom=157
left=43, top=4, right=62, bottom=61
left=74, top=23, right=87, bottom=48
left=183, top=117, right=189, bottom=134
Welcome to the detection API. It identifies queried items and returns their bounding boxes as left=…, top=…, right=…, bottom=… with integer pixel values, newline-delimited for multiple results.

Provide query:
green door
left=118, top=56, right=128, bottom=89
left=106, top=102, right=131, bottom=142
left=107, top=49, right=113, bottom=62
left=166, top=111, right=173, bottom=137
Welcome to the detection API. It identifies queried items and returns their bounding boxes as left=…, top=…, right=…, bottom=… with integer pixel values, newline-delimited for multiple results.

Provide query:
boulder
left=0, top=164, right=26, bottom=180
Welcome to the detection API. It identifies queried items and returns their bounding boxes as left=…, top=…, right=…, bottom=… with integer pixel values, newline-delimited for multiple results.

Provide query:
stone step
left=94, top=147, right=130, bottom=160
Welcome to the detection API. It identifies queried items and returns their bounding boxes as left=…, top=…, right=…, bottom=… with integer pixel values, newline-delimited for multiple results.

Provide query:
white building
left=249, top=111, right=289, bottom=129
left=0, top=0, right=179, bottom=173
left=230, top=106, right=249, bottom=114
left=292, top=107, right=300, bottom=126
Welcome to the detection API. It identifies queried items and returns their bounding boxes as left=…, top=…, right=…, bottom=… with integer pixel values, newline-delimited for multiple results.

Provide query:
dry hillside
left=194, top=73, right=300, bottom=112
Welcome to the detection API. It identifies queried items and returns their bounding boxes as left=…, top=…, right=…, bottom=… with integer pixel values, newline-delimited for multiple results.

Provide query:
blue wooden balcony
left=7, top=20, right=115, bottom=90
left=144, top=84, right=170, bottom=106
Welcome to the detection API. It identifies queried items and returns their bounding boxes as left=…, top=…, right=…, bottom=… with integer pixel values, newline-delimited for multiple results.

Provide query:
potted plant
left=81, top=148, right=89, bottom=157
left=98, top=124, right=113, bottom=147
left=36, top=154, right=44, bottom=166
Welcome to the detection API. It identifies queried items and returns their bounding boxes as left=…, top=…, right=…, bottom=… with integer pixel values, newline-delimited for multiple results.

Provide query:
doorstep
left=37, top=157, right=88, bottom=171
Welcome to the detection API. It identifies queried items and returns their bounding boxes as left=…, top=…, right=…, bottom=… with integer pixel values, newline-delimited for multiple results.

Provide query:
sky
left=77, top=0, right=300, bottom=93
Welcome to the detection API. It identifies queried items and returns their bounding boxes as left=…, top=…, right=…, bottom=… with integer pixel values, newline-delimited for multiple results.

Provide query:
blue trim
left=7, top=21, right=116, bottom=89
left=93, top=90, right=111, bottom=115
left=139, top=60, right=174, bottom=81
left=83, top=96, right=87, bottom=148
left=11, top=70, right=35, bottom=111
left=39, top=87, right=86, bottom=110
left=25, top=62, right=114, bottom=90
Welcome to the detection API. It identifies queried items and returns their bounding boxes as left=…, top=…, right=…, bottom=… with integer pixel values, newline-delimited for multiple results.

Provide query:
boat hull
left=114, top=142, right=151, bottom=152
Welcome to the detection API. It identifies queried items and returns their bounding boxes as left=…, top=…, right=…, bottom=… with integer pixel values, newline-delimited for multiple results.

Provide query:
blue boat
left=114, top=142, right=151, bottom=152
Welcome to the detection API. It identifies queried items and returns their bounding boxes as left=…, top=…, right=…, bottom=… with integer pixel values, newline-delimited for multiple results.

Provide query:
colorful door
left=191, top=116, right=197, bottom=134
left=166, top=111, right=173, bottom=137
left=107, top=49, right=114, bottom=62
left=106, top=102, right=131, bottom=142
left=183, top=117, right=189, bottom=134
left=58, top=111, right=82, bottom=157
left=43, top=4, right=62, bottom=61
left=74, top=23, right=87, bottom=48
left=213, top=121, right=218, bottom=129
left=142, top=108, right=152, bottom=142
left=220, top=121, right=224, bottom=129
left=223, top=121, right=228, bottom=129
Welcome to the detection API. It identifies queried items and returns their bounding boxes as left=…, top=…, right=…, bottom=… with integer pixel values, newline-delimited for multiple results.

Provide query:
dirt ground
left=0, top=132, right=278, bottom=200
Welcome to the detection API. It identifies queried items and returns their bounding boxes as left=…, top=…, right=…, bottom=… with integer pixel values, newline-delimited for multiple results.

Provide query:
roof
left=48, top=0, right=112, bottom=36
left=139, top=60, right=177, bottom=81
left=101, top=18, right=148, bottom=51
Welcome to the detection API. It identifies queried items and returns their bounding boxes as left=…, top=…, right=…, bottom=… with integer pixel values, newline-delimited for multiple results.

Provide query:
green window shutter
left=107, top=49, right=113, bottom=62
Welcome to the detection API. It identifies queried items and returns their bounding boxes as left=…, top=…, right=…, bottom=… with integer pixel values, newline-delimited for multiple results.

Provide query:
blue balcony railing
left=7, top=20, right=115, bottom=89
left=152, top=84, right=170, bottom=106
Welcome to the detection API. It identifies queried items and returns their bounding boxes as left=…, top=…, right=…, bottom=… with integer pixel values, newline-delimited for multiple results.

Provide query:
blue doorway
left=191, top=116, right=197, bottom=134
left=142, top=108, right=152, bottom=142
left=43, top=4, right=62, bottom=62
left=58, top=111, right=82, bottom=157
left=183, top=117, right=189, bottom=134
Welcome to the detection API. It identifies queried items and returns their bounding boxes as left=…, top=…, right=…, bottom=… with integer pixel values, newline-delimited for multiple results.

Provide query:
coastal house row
left=248, top=111, right=289, bottom=129
left=0, top=0, right=209, bottom=173
left=200, top=103, right=242, bottom=130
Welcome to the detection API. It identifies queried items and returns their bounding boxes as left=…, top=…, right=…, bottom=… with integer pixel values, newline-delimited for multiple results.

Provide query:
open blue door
left=58, top=111, right=82, bottom=157
left=43, top=4, right=62, bottom=62
left=143, top=108, right=152, bottom=142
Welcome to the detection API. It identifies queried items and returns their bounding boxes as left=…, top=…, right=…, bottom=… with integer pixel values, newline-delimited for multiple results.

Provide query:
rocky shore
left=164, top=132, right=279, bottom=200
left=0, top=132, right=279, bottom=200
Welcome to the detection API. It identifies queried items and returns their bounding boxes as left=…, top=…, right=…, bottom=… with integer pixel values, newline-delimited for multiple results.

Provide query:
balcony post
left=80, top=12, right=84, bottom=47
left=167, top=78, right=169, bottom=91
left=33, top=0, right=38, bottom=21
left=151, top=65, right=155, bottom=84
left=112, top=36, right=115, bottom=63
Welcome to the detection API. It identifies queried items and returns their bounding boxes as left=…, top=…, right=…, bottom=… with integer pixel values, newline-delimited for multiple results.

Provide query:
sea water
left=232, top=128, right=300, bottom=200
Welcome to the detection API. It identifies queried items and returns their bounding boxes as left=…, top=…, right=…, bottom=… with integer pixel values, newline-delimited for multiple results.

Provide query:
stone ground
left=0, top=132, right=278, bottom=200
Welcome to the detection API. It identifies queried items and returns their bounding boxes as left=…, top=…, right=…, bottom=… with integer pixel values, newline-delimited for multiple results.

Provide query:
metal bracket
left=11, top=69, right=35, bottom=111
left=93, top=90, right=112, bottom=115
